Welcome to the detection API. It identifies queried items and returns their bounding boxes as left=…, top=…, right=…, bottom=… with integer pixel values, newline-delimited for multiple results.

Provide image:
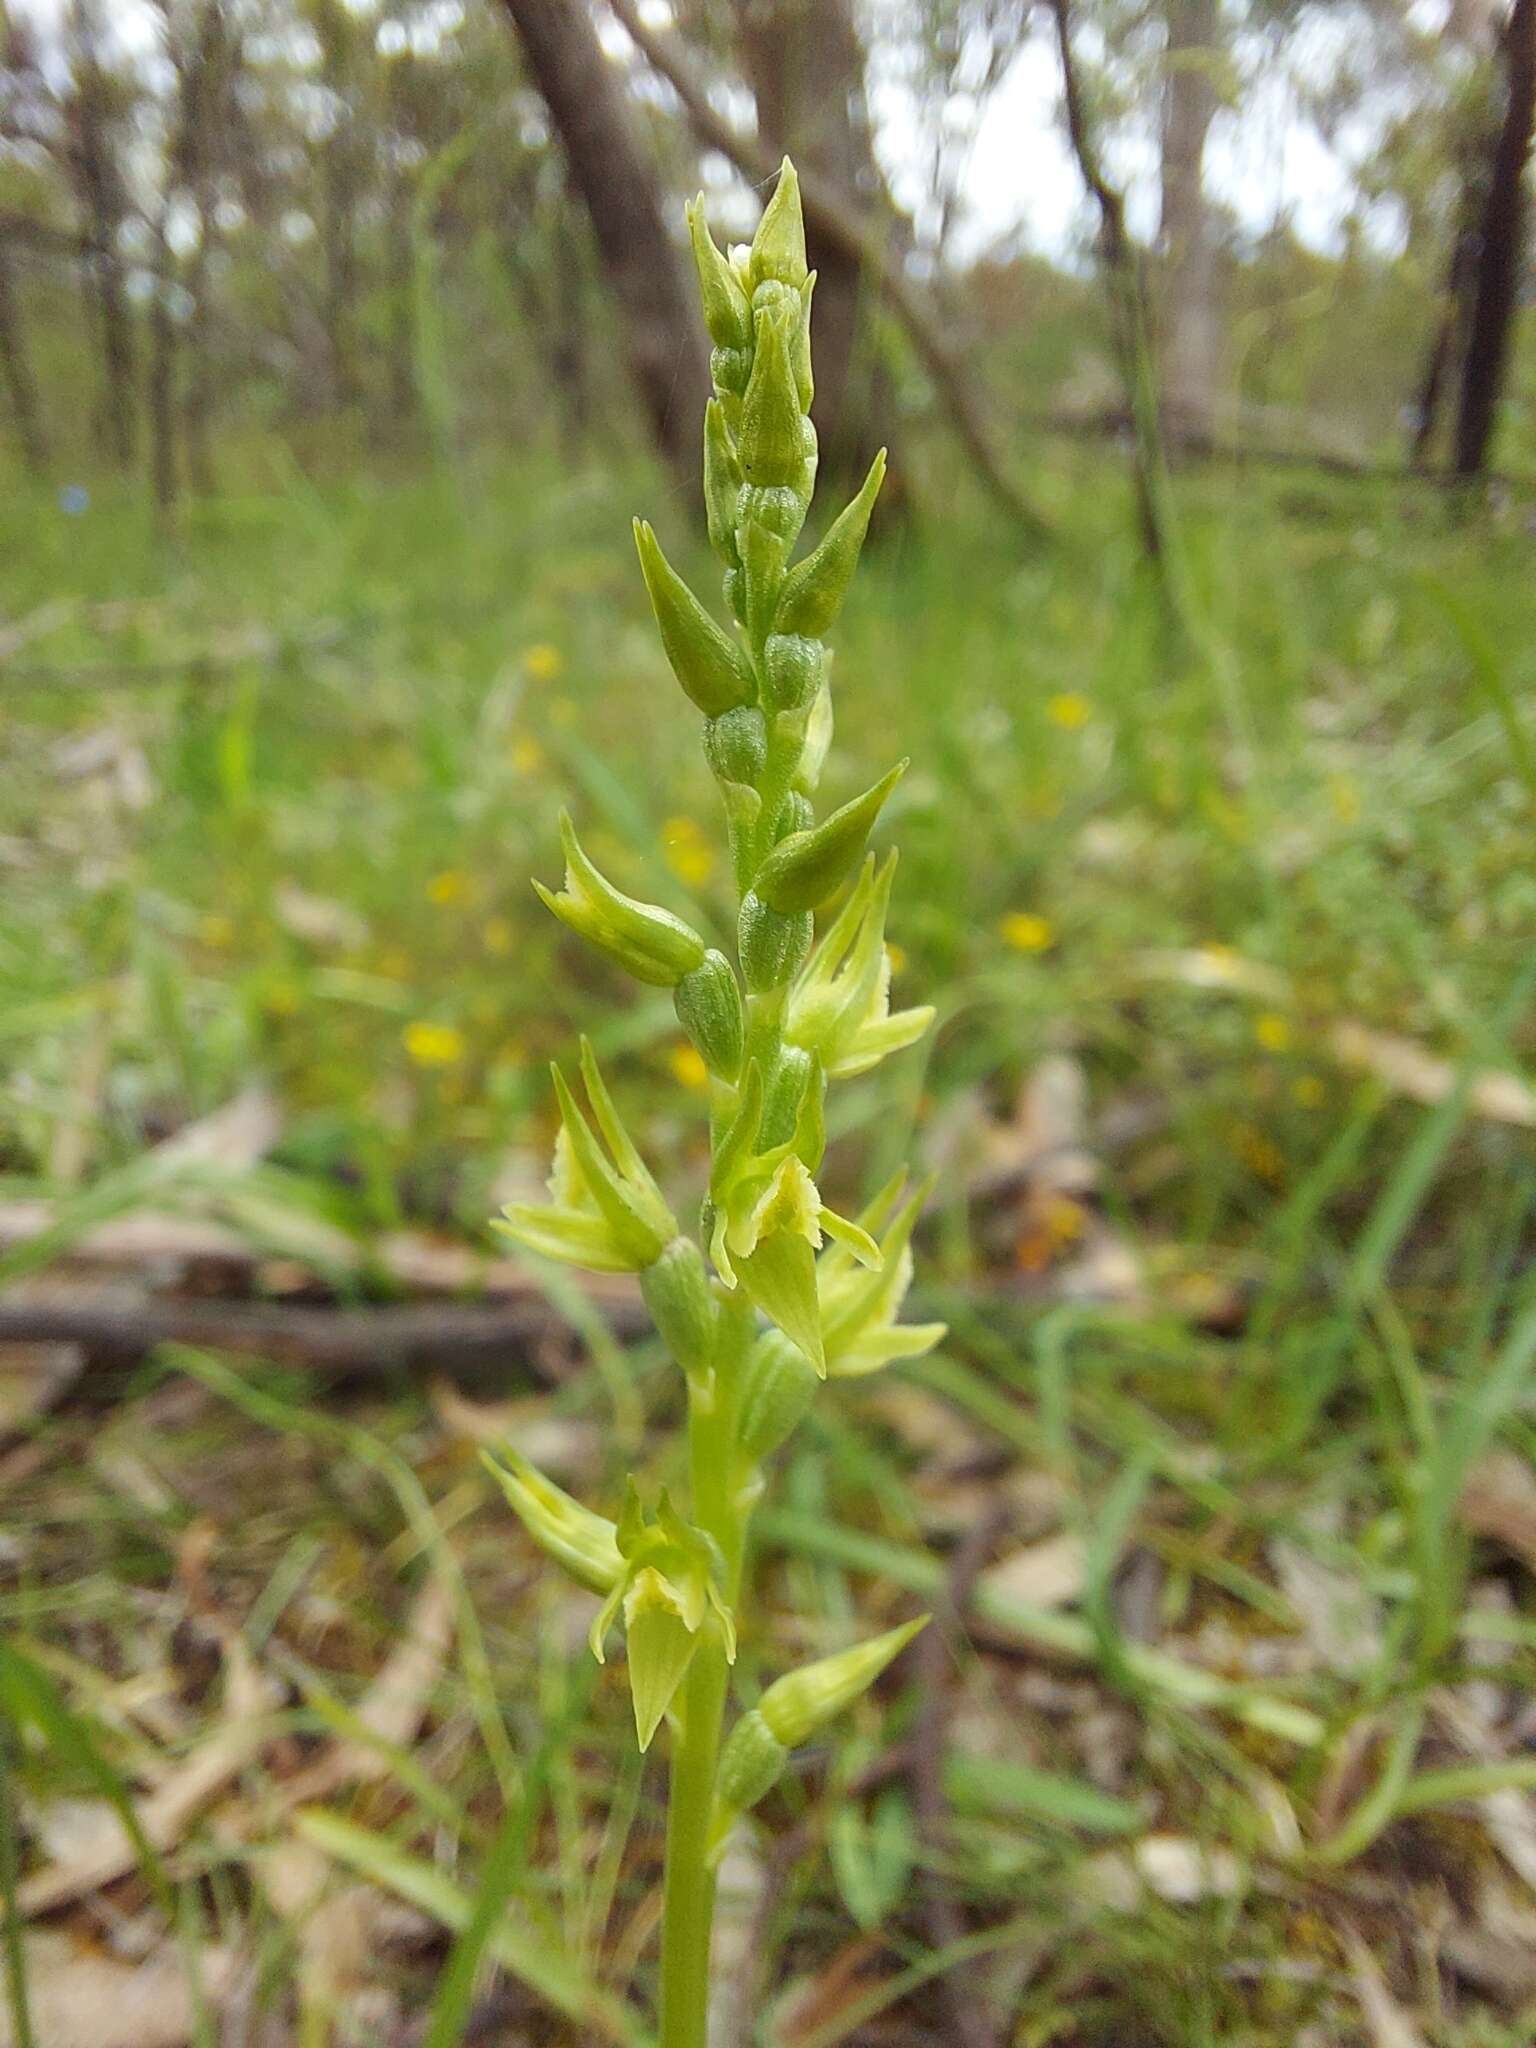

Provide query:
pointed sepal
left=634, top=519, right=756, bottom=715
left=753, top=761, right=907, bottom=915
left=535, top=812, right=707, bottom=988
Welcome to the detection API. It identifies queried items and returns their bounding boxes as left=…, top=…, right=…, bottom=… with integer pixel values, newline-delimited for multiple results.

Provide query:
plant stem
left=657, top=1640, right=728, bottom=2048
left=658, top=1306, right=750, bottom=2048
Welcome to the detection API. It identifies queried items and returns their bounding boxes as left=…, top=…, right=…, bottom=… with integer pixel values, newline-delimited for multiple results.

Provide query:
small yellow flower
left=1329, top=774, right=1360, bottom=825
left=999, top=911, right=1055, bottom=954
left=663, top=815, right=716, bottom=889
left=199, top=913, right=234, bottom=949
left=483, top=915, right=514, bottom=957
left=885, top=941, right=907, bottom=976
left=524, top=643, right=564, bottom=683
left=1254, top=1011, right=1292, bottom=1054
left=428, top=869, right=469, bottom=906
left=1231, top=1120, right=1286, bottom=1186
left=669, top=1043, right=709, bottom=1091
left=1292, top=1074, right=1325, bottom=1107
left=1046, top=692, right=1090, bottom=731
left=511, top=735, right=545, bottom=775
left=404, top=1020, right=465, bottom=1068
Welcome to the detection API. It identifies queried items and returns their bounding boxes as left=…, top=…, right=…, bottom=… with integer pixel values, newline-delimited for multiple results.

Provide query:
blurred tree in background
left=0, top=0, right=1531, bottom=510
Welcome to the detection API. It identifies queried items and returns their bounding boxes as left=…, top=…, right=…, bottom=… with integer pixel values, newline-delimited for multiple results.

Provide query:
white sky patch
left=13, top=0, right=1378, bottom=265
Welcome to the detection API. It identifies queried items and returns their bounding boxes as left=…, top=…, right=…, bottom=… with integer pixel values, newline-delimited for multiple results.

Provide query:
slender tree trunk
left=385, top=164, right=417, bottom=435
left=731, top=0, right=889, bottom=490
left=494, top=0, right=709, bottom=490
left=1049, top=0, right=1173, bottom=577
left=147, top=216, right=179, bottom=517
left=69, top=0, right=136, bottom=467
left=1158, top=0, right=1222, bottom=447
left=1410, top=222, right=1478, bottom=468
left=182, top=199, right=218, bottom=495
left=1454, top=0, right=1536, bottom=477
left=0, top=237, right=48, bottom=474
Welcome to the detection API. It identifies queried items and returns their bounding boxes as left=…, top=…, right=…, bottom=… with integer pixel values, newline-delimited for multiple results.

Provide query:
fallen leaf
left=976, top=1532, right=1087, bottom=1614
left=1329, top=1021, right=1535, bottom=1129
left=151, top=1087, right=283, bottom=1172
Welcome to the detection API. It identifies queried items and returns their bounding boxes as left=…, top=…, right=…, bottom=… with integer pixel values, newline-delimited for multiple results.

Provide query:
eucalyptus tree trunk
left=0, top=237, right=48, bottom=474
left=1454, top=0, right=1536, bottom=477
left=1158, top=0, right=1222, bottom=447
left=495, top=0, right=709, bottom=491
left=730, top=0, right=890, bottom=491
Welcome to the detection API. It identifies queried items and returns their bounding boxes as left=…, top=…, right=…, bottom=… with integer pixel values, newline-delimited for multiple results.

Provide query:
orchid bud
left=748, top=157, right=809, bottom=292
left=634, top=520, right=756, bottom=715
left=738, top=890, right=814, bottom=992
left=758, top=1617, right=928, bottom=1749
left=674, top=948, right=745, bottom=1081
left=737, top=1328, right=819, bottom=1462
left=535, top=812, right=707, bottom=987
left=641, top=1234, right=719, bottom=1381
left=714, top=1617, right=928, bottom=1826
left=739, top=304, right=809, bottom=494
left=763, top=633, right=823, bottom=712
left=752, top=761, right=907, bottom=915
left=687, top=195, right=752, bottom=352
left=703, top=705, right=767, bottom=788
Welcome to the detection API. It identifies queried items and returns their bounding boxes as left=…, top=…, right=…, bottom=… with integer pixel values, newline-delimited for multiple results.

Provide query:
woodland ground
left=2, top=445, right=1536, bottom=2047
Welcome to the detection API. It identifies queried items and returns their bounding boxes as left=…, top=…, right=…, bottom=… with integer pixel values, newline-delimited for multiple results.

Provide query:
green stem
left=657, top=1290, right=753, bottom=2047
left=657, top=1641, right=728, bottom=2048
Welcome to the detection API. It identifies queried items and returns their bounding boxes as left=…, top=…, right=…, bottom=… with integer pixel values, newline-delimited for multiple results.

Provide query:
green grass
left=3, top=445, right=1536, bottom=2043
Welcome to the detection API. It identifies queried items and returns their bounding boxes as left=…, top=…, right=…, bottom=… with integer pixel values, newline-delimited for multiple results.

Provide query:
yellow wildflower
left=663, top=815, right=716, bottom=889
left=1231, top=1120, right=1286, bottom=1186
left=1292, top=1074, right=1325, bottom=1108
left=885, top=941, right=907, bottom=976
left=1329, top=774, right=1360, bottom=825
left=1046, top=692, right=1090, bottom=731
left=1255, top=1011, right=1292, bottom=1054
left=669, top=1043, right=709, bottom=1091
left=428, top=869, right=469, bottom=906
left=199, top=913, right=234, bottom=949
left=999, top=911, right=1055, bottom=954
left=511, top=735, right=545, bottom=775
left=524, top=643, right=564, bottom=683
left=404, top=1020, right=465, bottom=1068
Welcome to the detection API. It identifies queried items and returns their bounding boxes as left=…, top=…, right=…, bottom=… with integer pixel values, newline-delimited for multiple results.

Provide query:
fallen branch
left=0, top=1290, right=648, bottom=1374
left=602, top=0, right=1053, bottom=546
